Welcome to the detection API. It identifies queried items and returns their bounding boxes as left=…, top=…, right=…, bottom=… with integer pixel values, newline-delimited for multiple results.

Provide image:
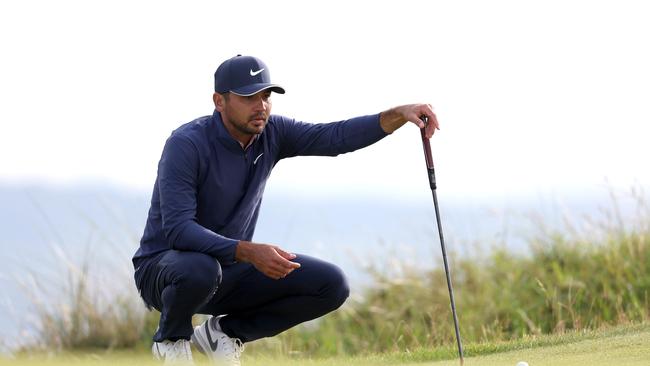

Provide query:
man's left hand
left=379, top=104, right=439, bottom=138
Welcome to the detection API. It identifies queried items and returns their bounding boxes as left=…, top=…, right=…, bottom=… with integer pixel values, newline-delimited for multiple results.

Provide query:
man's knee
left=161, top=251, right=222, bottom=298
left=318, top=261, right=350, bottom=310
left=184, top=252, right=222, bottom=294
left=332, top=267, right=350, bottom=308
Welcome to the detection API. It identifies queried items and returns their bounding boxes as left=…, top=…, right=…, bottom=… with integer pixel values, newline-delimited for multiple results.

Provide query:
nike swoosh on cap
left=250, top=68, right=265, bottom=76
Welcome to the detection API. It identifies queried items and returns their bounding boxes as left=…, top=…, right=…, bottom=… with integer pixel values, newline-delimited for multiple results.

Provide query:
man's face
left=216, top=90, right=273, bottom=140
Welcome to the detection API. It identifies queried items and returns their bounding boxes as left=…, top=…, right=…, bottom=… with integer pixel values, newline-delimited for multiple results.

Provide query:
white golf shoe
left=191, top=316, right=244, bottom=365
left=152, top=339, right=194, bottom=365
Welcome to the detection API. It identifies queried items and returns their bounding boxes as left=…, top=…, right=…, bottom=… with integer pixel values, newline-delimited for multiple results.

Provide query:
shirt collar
left=212, top=110, right=259, bottom=151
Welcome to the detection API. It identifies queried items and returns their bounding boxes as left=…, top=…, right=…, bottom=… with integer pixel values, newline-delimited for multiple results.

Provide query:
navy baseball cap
left=214, top=55, right=285, bottom=96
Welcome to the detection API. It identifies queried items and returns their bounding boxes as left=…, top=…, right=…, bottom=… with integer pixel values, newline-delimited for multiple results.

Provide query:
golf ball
left=516, top=362, right=529, bottom=366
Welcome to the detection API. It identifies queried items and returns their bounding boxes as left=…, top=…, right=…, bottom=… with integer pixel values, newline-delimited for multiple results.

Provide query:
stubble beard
left=232, top=113, right=268, bottom=136
left=221, top=99, right=269, bottom=138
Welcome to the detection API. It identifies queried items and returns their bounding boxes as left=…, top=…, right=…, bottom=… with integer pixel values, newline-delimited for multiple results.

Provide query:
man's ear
left=213, top=93, right=224, bottom=112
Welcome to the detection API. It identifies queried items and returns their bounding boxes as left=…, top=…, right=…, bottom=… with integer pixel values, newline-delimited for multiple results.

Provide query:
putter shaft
left=420, top=119, right=464, bottom=365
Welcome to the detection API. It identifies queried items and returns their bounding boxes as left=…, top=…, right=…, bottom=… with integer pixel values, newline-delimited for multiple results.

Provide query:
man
left=132, top=54, right=439, bottom=365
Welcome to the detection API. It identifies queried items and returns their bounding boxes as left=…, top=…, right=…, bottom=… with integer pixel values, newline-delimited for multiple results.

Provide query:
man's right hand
left=235, top=241, right=301, bottom=280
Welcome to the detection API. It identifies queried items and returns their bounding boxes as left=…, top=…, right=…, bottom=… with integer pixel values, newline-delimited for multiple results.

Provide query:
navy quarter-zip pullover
left=133, top=111, right=387, bottom=267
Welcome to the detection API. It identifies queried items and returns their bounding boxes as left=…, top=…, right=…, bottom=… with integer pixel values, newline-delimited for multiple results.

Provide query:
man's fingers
left=262, top=262, right=288, bottom=278
left=412, top=114, right=426, bottom=128
left=275, top=248, right=301, bottom=269
left=430, top=111, right=440, bottom=130
left=263, top=253, right=299, bottom=279
left=420, top=107, right=438, bottom=127
left=250, top=243, right=301, bottom=279
left=417, top=105, right=439, bottom=139
left=277, top=259, right=300, bottom=270
left=265, top=265, right=297, bottom=280
left=276, top=248, right=297, bottom=260
left=268, top=260, right=298, bottom=274
left=425, top=112, right=439, bottom=138
left=406, top=104, right=438, bottom=135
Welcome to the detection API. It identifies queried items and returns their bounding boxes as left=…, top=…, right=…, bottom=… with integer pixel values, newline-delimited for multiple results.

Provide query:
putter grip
left=420, top=116, right=437, bottom=190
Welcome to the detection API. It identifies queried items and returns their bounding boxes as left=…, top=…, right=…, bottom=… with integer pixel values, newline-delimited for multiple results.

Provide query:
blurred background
left=1, top=0, right=649, bottom=355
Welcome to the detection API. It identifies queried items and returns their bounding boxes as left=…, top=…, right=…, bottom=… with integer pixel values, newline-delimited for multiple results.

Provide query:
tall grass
left=249, top=189, right=650, bottom=356
left=11, top=191, right=159, bottom=353
left=14, top=187, right=650, bottom=358
left=15, top=246, right=158, bottom=353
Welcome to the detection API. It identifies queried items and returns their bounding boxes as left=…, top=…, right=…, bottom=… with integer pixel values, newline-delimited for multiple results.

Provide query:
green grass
left=3, top=323, right=648, bottom=365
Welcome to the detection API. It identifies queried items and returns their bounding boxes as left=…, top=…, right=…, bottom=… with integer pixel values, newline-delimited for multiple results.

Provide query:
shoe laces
left=209, top=317, right=244, bottom=361
left=166, top=339, right=193, bottom=361
left=221, top=336, right=244, bottom=361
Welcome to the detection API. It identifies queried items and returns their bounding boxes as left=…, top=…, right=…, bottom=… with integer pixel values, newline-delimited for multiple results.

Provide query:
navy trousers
left=134, top=250, right=350, bottom=343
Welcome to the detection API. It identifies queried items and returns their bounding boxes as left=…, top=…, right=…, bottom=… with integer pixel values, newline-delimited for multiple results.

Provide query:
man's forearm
left=379, top=107, right=409, bottom=134
left=165, top=220, right=239, bottom=264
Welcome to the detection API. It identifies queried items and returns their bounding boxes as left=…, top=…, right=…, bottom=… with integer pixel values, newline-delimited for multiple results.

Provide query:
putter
left=420, top=116, right=464, bottom=365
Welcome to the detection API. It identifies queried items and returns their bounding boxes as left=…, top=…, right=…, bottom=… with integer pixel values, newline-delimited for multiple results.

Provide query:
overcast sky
left=1, top=0, right=649, bottom=200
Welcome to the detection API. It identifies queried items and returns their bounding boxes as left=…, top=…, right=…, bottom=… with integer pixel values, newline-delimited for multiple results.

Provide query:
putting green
left=2, top=325, right=648, bottom=366
left=425, top=327, right=649, bottom=366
